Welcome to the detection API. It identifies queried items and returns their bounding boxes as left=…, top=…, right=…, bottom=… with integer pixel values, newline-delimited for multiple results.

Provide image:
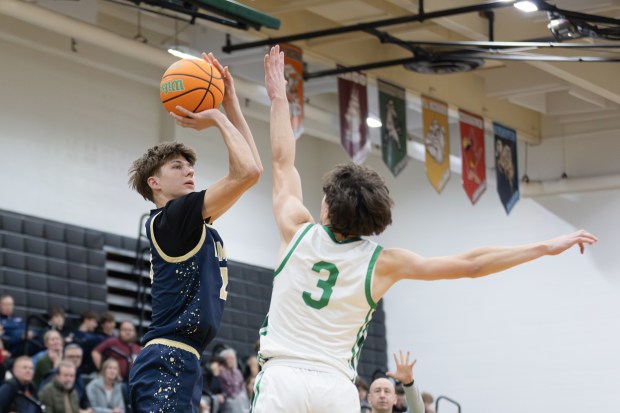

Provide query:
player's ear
left=147, top=176, right=159, bottom=190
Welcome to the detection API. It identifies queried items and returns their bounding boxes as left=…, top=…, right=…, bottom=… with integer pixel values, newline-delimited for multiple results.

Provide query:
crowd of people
left=0, top=292, right=435, bottom=413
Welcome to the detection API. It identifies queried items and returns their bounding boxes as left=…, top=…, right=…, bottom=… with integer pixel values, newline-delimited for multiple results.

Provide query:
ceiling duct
left=404, top=57, right=484, bottom=74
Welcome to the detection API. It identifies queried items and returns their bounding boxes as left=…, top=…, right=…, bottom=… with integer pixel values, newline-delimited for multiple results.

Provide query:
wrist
left=403, top=379, right=414, bottom=387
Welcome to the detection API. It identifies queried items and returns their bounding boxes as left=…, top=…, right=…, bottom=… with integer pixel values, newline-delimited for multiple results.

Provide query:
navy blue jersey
left=142, top=191, right=228, bottom=354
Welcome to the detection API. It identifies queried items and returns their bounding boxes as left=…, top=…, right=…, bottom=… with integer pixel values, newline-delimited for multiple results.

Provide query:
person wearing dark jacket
left=0, top=356, right=43, bottom=413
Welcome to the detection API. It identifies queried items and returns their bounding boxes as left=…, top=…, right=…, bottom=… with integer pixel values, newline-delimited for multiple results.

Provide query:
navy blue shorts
left=129, top=342, right=202, bottom=413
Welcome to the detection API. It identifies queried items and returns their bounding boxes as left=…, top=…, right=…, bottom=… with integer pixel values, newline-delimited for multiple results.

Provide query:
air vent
left=404, top=58, right=484, bottom=74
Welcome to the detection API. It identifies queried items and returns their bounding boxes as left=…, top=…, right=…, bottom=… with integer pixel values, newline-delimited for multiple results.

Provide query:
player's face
left=367, top=378, right=397, bottom=412
left=155, top=155, right=195, bottom=200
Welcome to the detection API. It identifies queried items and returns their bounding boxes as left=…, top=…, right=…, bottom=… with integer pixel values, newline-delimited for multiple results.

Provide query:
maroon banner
left=338, top=70, right=370, bottom=164
left=280, top=43, right=304, bottom=139
left=459, top=109, right=486, bottom=204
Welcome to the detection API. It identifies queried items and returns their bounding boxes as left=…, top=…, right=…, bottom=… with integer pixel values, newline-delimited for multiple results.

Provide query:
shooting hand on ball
left=171, top=106, right=224, bottom=131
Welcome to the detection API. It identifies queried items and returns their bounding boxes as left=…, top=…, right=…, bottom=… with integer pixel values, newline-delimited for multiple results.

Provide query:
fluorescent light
left=366, top=117, right=382, bottom=128
left=167, top=46, right=201, bottom=60
left=514, top=1, right=539, bottom=12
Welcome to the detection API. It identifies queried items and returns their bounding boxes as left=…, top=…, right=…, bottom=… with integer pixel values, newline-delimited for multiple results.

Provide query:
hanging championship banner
left=422, top=96, right=450, bottom=192
left=281, top=43, right=304, bottom=139
left=378, top=80, right=407, bottom=176
left=338, top=70, right=370, bottom=164
left=459, top=109, right=486, bottom=204
left=493, top=122, right=519, bottom=214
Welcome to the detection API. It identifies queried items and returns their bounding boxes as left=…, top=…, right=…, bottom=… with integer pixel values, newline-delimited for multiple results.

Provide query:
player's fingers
left=392, top=352, right=399, bottom=366
left=579, top=242, right=584, bottom=254
left=411, top=357, right=417, bottom=366
left=406, top=351, right=411, bottom=364
left=175, top=106, right=194, bottom=118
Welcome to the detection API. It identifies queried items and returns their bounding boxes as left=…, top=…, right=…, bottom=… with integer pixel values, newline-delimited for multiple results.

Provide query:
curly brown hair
left=322, top=163, right=393, bottom=237
left=128, top=141, right=196, bottom=202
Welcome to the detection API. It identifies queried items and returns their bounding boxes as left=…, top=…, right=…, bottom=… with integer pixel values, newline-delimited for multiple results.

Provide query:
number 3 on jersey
left=302, top=261, right=339, bottom=309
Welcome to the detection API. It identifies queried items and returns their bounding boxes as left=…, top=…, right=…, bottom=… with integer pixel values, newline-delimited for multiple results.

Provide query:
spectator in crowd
left=97, top=313, right=117, bottom=339
left=421, top=392, right=436, bottom=413
left=218, top=348, right=247, bottom=413
left=356, top=376, right=371, bottom=413
left=203, top=356, right=225, bottom=412
left=0, top=355, right=43, bottom=413
left=367, top=351, right=423, bottom=413
left=86, top=358, right=125, bottom=413
left=393, top=383, right=407, bottom=413
left=48, top=308, right=66, bottom=334
left=39, top=344, right=92, bottom=410
left=38, top=360, right=93, bottom=413
left=32, top=329, right=63, bottom=388
left=243, top=355, right=259, bottom=381
left=0, top=294, right=29, bottom=355
left=69, top=311, right=104, bottom=375
left=92, top=321, right=141, bottom=382
left=0, top=325, right=11, bottom=383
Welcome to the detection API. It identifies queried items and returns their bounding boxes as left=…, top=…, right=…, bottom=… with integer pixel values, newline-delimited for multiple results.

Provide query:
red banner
left=459, top=110, right=486, bottom=204
left=280, top=43, right=304, bottom=139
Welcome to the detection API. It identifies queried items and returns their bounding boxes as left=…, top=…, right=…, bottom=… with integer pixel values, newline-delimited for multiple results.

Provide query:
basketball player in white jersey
left=255, top=45, right=597, bottom=413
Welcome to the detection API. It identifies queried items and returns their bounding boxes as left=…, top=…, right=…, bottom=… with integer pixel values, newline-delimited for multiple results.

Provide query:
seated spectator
left=367, top=350, right=424, bottom=413
left=38, top=360, right=93, bottom=413
left=421, top=392, right=436, bottom=413
left=86, top=358, right=125, bottom=413
left=0, top=355, right=43, bottom=413
left=0, top=294, right=29, bottom=355
left=218, top=348, right=248, bottom=413
left=0, top=326, right=11, bottom=383
left=38, top=344, right=92, bottom=410
left=92, top=321, right=141, bottom=382
left=68, top=311, right=104, bottom=375
left=96, top=313, right=117, bottom=339
left=31, top=308, right=69, bottom=351
left=356, top=376, right=371, bottom=413
left=203, top=356, right=224, bottom=412
left=33, top=330, right=63, bottom=389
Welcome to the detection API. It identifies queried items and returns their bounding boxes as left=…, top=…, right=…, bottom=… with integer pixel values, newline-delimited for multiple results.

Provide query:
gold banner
left=422, top=96, right=450, bottom=192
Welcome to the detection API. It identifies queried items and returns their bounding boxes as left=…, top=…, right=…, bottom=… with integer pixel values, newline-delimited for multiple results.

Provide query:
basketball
left=160, top=58, right=225, bottom=116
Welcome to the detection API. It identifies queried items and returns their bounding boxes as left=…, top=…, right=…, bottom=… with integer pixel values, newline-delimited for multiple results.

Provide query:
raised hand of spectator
left=386, top=350, right=416, bottom=385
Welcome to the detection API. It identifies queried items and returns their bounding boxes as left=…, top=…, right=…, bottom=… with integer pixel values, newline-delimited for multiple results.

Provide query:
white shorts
left=251, top=363, right=360, bottom=413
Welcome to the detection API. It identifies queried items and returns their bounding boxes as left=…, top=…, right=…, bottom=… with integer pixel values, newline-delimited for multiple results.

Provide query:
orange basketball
left=160, top=59, right=225, bottom=116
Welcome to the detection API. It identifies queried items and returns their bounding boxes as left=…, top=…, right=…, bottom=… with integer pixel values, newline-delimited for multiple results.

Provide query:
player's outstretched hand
left=386, top=350, right=416, bottom=385
left=545, top=230, right=598, bottom=255
left=264, top=45, right=287, bottom=102
left=203, top=52, right=235, bottom=104
left=170, top=106, right=224, bottom=131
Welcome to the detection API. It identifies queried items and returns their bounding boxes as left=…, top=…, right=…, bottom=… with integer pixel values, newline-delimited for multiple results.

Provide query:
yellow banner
left=422, top=96, right=450, bottom=193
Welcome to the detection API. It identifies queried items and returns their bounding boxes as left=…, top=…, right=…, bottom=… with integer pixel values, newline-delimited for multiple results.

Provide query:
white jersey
left=259, top=223, right=383, bottom=381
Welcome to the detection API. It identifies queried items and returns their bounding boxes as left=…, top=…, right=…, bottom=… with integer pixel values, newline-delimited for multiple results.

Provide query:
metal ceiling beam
left=222, top=0, right=518, bottom=53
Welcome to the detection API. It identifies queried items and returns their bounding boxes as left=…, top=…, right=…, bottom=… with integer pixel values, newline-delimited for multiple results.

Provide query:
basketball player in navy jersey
left=127, top=53, right=262, bottom=413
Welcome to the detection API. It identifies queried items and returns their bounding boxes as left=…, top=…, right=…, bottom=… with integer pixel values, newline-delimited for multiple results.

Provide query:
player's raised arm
left=264, top=45, right=313, bottom=251
left=205, top=52, right=263, bottom=174
left=374, top=230, right=598, bottom=299
left=171, top=106, right=261, bottom=223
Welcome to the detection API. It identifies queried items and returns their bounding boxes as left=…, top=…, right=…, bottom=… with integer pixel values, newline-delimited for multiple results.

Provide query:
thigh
left=251, top=366, right=359, bottom=413
left=251, top=366, right=309, bottom=413
left=129, top=345, right=202, bottom=413
left=312, top=372, right=360, bottom=413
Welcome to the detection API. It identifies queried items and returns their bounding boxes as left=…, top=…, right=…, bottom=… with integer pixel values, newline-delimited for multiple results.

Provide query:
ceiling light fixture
left=514, top=1, right=539, bottom=12
left=167, top=46, right=201, bottom=60
left=366, top=117, right=382, bottom=128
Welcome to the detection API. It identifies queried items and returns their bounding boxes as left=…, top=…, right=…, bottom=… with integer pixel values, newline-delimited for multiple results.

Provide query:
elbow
left=243, top=163, right=262, bottom=188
